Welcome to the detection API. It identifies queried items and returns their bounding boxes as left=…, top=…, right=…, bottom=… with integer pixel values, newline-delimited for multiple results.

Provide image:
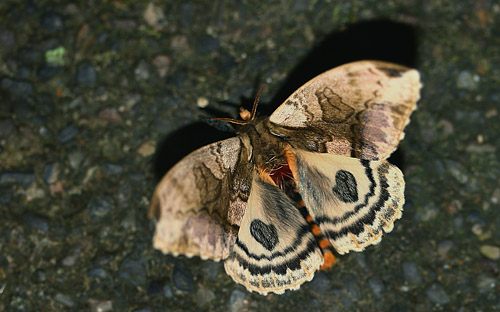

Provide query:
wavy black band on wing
left=234, top=224, right=311, bottom=261
left=322, top=163, right=392, bottom=240
left=316, top=159, right=376, bottom=225
left=233, top=239, right=319, bottom=275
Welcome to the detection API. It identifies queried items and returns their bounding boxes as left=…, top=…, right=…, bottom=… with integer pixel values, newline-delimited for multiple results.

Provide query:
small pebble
left=196, top=288, right=215, bottom=306
left=68, top=151, right=85, bottom=169
left=197, top=97, right=209, bottom=108
left=25, top=184, right=46, bottom=201
left=426, top=283, right=450, bottom=305
left=43, top=163, right=60, bottom=184
left=0, top=173, right=35, bottom=186
left=62, top=253, right=79, bottom=267
left=0, top=28, right=16, bottom=48
left=119, top=254, right=147, bottom=288
left=413, top=204, right=439, bottom=222
left=457, top=70, right=480, bottom=90
left=122, top=93, right=141, bottom=110
left=152, top=55, right=171, bottom=78
left=471, top=223, right=483, bottom=236
left=476, top=274, right=496, bottom=294
left=89, top=199, right=112, bottom=219
left=134, top=60, right=151, bottom=81
left=23, top=212, right=50, bottom=232
left=180, top=2, right=195, bottom=27
left=491, top=188, right=500, bottom=204
left=201, top=261, right=221, bottom=281
left=437, top=240, right=453, bottom=258
left=343, top=275, right=360, bottom=300
left=353, top=252, right=368, bottom=271
left=97, top=108, right=122, bottom=123
left=339, top=289, right=352, bottom=308
left=34, top=269, right=46, bottom=282
left=144, top=3, right=166, bottom=29
left=88, top=268, right=108, bottom=279
left=41, top=12, right=65, bottom=31
left=1, top=78, right=33, bottom=98
left=105, top=163, right=123, bottom=174
left=403, top=261, right=423, bottom=284
left=195, top=35, right=219, bottom=54
left=308, top=271, right=330, bottom=292
left=480, top=245, right=500, bottom=260
left=228, top=289, right=247, bottom=312
left=172, top=265, right=194, bottom=291
left=0, top=119, right=14, bottom=137
left=37, top=64, right=62, bottom=80
left=57, top=125, right=78, bottom=143
left=113, top=19, right=137, bottom=31
left=446, top=160, right=468, bottom=184
left=147, top=280, right=164, bottom=296
left=89, top=299, right=113, bottom=312
left=54, top=293, right=74, bottom=307
left=368, top=278, right=385, bottom=299
left=77, top=62, right=97, bottom=85
left=454, top=216, right=464, bottom=229
left=163, top=284, right=173, bottom=298
left=0, top=192, right=11, bottom=204
left=436, top=119, right=454, bottom=136
left=138, top=141, right=156, bottom=157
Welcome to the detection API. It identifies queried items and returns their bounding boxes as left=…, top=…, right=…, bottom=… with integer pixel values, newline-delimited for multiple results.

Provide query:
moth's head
left=213, top=88, right=262, bottom=126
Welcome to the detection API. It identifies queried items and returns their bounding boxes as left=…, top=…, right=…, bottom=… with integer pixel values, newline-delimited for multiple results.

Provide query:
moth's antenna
left=213, top=88, right=262, bottom=125
left=249, top=87, right=262, bottom=121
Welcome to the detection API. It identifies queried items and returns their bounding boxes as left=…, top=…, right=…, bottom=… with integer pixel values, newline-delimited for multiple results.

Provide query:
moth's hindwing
left=292, top=149, right=404, bottom=255
left=269, top=60, right=421, bottom=160
left=224, top=173, right=324, bottom=295
left=149, top=137, right=252, bottom=261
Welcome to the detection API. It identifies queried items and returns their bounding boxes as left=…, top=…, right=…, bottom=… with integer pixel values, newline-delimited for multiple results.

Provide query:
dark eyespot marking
left=250, top=219, right=279, bottom=251
left=332, top=170, right=358, bottom=203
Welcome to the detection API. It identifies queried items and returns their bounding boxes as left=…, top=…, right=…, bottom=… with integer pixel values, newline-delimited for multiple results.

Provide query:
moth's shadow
left=153, top=19, right=416, bottom=179
left=152, top=122, right=235, bottom=181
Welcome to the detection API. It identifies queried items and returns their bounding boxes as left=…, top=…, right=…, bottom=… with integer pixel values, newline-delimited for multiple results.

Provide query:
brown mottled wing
left=149, top=137, right=252, bottom=261
left=269, top=60, right=421, bottom=160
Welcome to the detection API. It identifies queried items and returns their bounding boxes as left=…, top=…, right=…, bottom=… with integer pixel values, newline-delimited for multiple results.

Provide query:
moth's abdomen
left=269, top=160, right=337, bottom=270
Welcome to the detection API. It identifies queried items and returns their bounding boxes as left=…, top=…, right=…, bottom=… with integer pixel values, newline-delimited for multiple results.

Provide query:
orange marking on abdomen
left=320, top=250, right=336, bottom=270
left=303, top=211, right=336, bottom=271
left=319, top=237, right=332, bottom=249
left=282, top=151, right=337, bottom=272
left=283, top=146, right=298, bottom=181
left=311, top=224, right=322, bottom=236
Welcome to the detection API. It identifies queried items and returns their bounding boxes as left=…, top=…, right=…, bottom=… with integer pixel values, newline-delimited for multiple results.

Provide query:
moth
left=149, top=60, right=421, bottom=295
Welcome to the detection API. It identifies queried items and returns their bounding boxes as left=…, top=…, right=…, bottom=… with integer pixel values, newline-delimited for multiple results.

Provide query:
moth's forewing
left=269, top=60, right=421, bottom=160
left=149, top=137, right=251, bottom=261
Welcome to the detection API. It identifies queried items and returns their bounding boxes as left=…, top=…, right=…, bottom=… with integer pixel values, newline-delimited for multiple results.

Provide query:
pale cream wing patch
left=292, top=149, right=404, bottom=255
left=224, top=173, right=323, bottom=295
left=268, top=60, right=421, bottom=160
left=149, top=137, right=252, bottom=261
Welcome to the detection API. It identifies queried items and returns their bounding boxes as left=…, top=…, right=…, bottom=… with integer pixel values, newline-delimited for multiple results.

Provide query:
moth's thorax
left=237, top=117, right=286, bottom=171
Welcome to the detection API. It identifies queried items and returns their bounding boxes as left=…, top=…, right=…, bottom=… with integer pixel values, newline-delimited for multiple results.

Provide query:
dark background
left=1, top=1, right=499, bottom=311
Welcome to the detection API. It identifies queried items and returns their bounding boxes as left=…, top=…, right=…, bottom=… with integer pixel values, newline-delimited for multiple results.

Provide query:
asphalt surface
left=1, top=1, right=499, bottom=311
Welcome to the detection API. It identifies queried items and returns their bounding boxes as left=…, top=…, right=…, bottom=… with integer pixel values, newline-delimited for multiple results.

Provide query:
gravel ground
left=1, top=1, right=499, bottom=311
